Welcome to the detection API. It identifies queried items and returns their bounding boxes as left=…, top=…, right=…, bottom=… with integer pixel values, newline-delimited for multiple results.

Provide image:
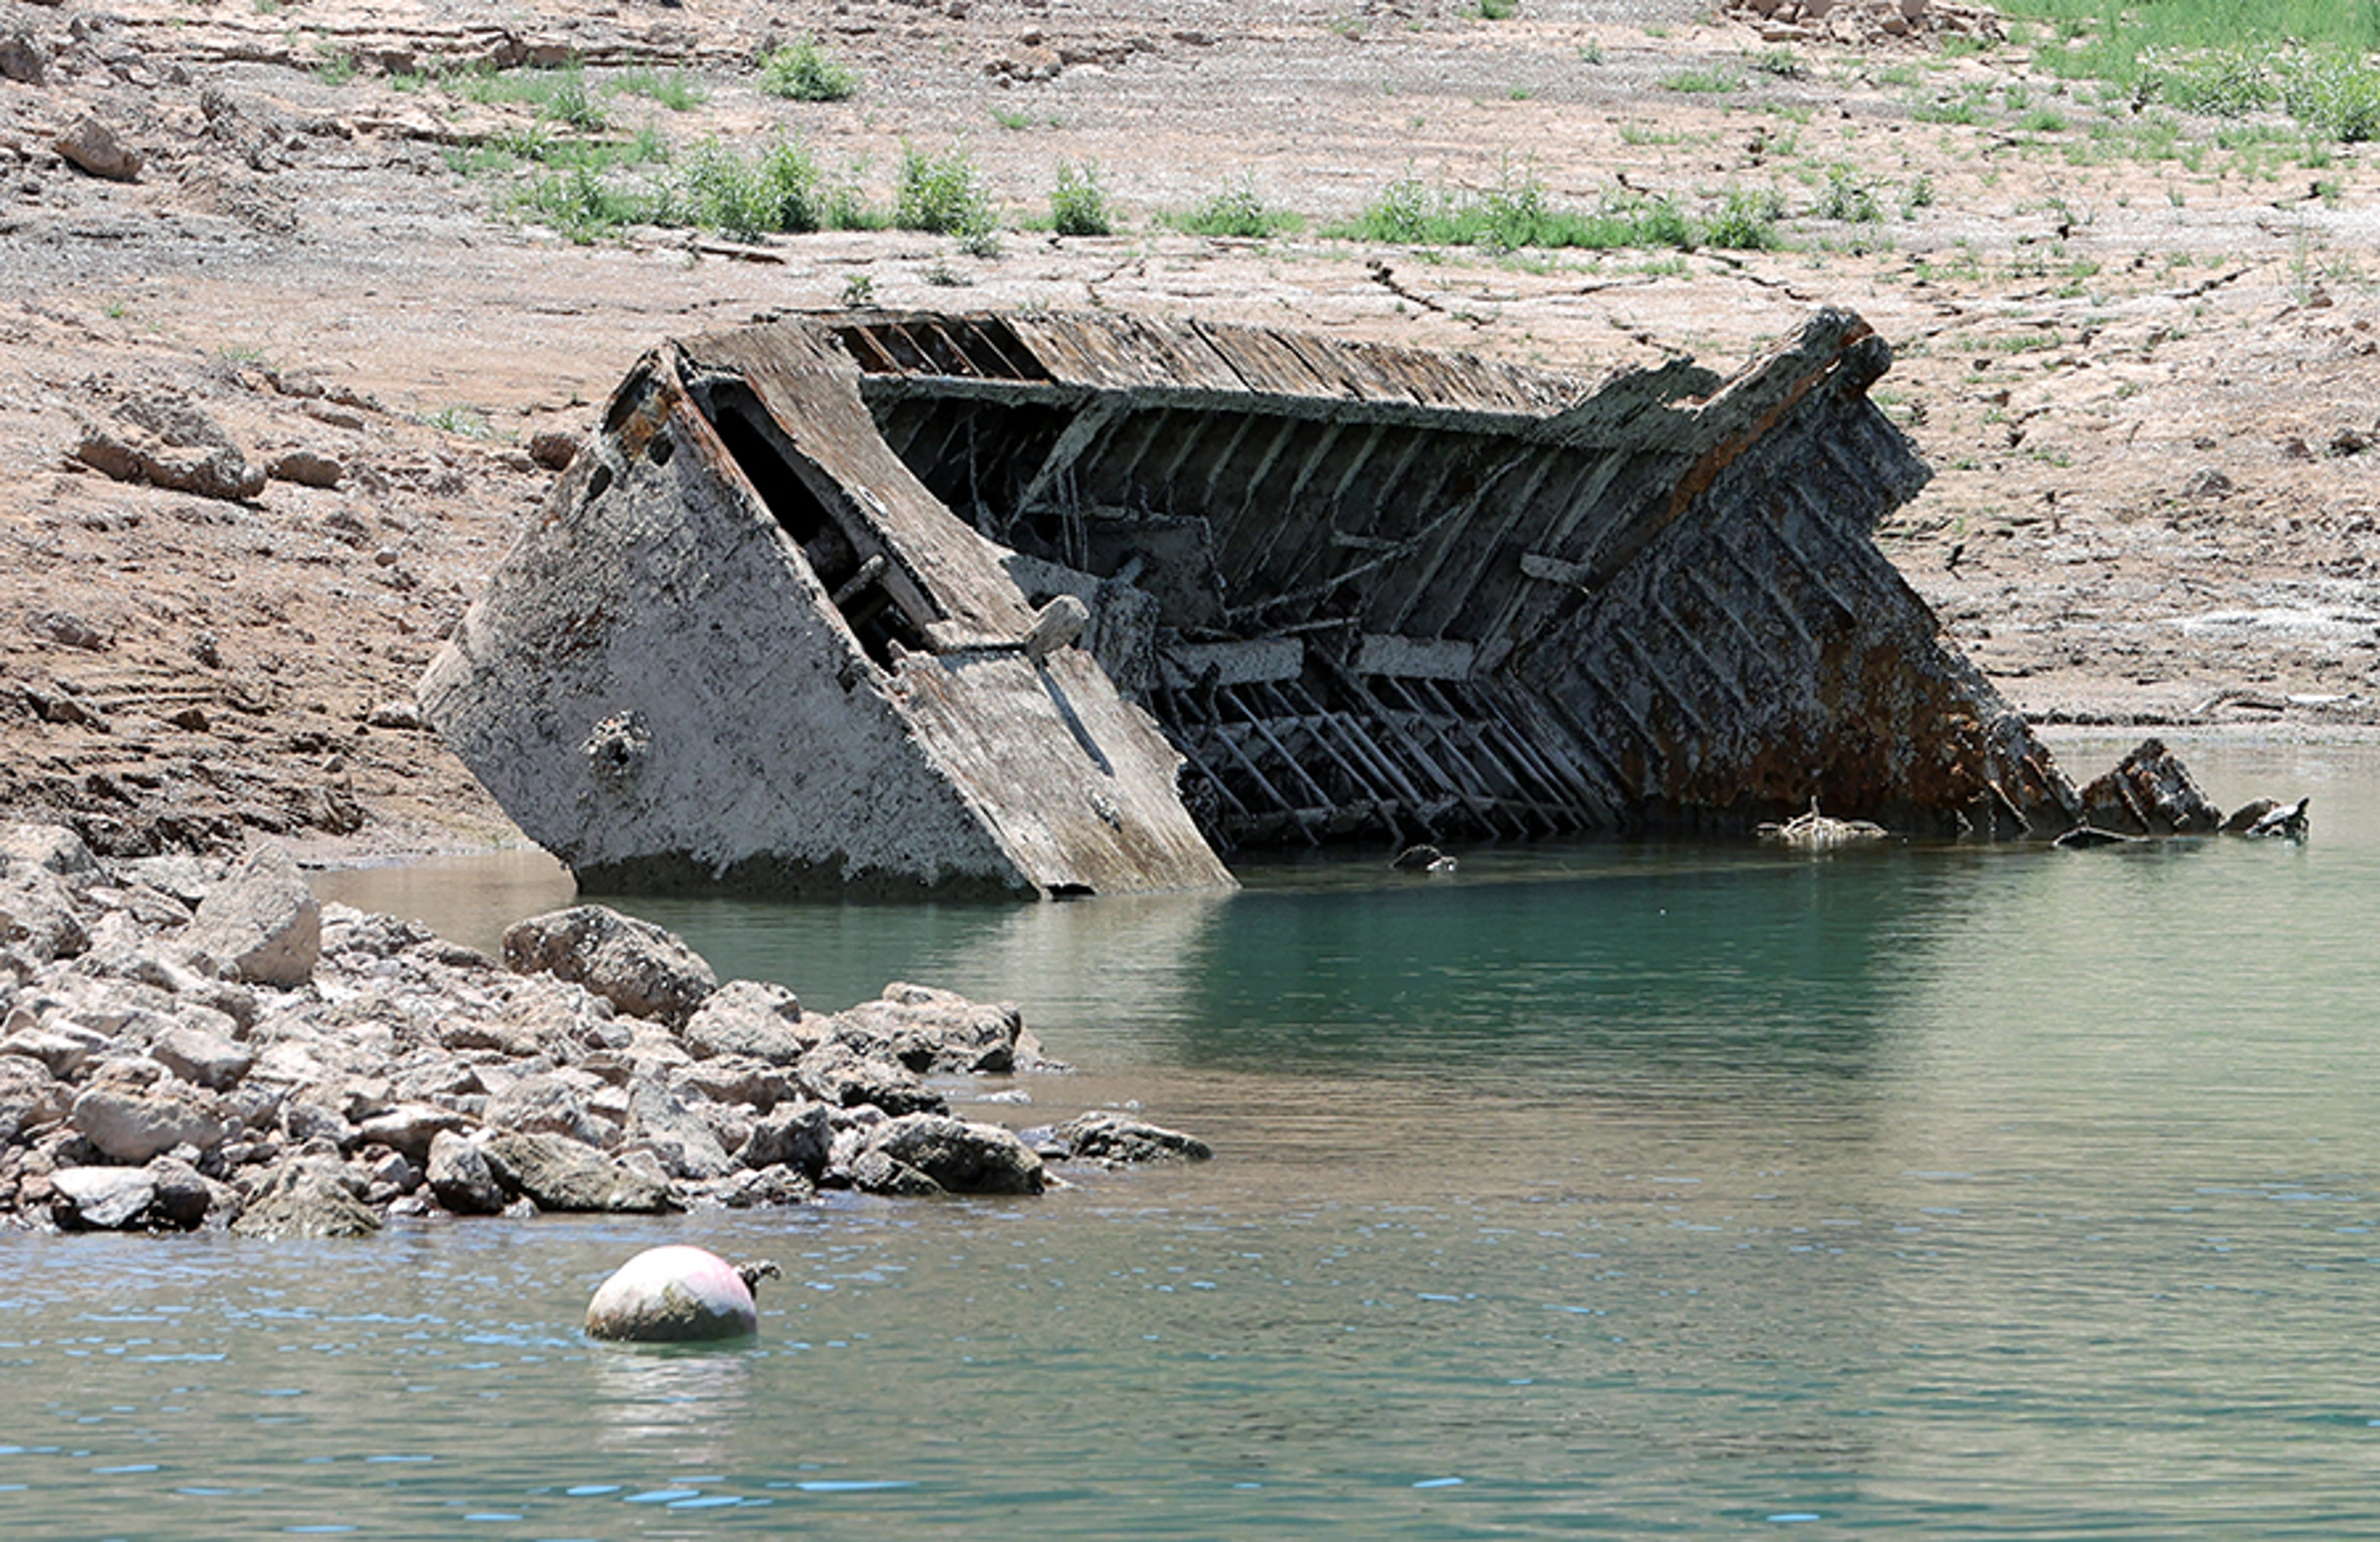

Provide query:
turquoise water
left=15, top=738, right=2380, bottom=1538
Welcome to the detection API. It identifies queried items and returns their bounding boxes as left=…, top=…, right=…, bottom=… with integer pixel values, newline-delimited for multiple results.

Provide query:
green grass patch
left=758, top=36, right=860, bottom=101
left=611, top=67, right=708, bottom=112
left=1170, top=176, right=1303, bottom=238
left=1336, top=168, right=1776, bottom=252
left=1662, top=68, right=1745, bottom=94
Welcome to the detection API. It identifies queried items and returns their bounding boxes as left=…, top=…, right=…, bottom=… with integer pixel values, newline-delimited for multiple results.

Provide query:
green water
left=13, top=738, right=2380, bottom=1538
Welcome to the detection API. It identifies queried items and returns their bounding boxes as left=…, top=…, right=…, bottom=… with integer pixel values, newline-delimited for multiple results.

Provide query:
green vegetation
left=894, top=143, right=994, bottom=238
left=1996, top=0, right=2380, bottom=141
left=1468, top=0, right=1518, bottom=18
left=1336, top=167, right=1778, bottom=253
left=1816, top=165, right=1881, bottom=222
left=677, top=138, right=830, bottom=240
left=611, top=68, right=709, bottom=112
left=1170, top=177, right=1303, bottom=239
left=1661, top=68, right=1745, bottom=94
left=1050, top=161, right=1115, bottom=237
left=757, top=36, right=860, bottom=102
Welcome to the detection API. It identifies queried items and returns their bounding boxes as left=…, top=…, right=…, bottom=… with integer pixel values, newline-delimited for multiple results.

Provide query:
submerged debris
left=1756, top=798, right=1888, bottom=849
left=423, top=307, right=2100, bottom=899
left=2231, top=796, right=2311, bottom=841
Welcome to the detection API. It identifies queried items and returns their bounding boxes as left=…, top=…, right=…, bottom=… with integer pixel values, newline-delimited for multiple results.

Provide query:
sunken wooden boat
left=419, top=307, right=2081, bottom=898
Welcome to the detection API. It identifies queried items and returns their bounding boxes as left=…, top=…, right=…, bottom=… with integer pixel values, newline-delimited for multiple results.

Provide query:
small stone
left=527, top=429, right=580, bottom=471
left=267, top=448, right=343, bottom=488
left=24, top=610, right=108, bottom=651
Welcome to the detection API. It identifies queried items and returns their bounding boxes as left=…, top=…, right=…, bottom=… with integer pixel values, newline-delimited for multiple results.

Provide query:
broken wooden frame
left=422, top=307, right=2083, bottom=898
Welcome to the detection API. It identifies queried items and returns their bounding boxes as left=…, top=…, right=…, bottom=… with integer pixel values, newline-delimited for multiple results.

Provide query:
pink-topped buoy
left=584, top=1245, right=779, bottom=1342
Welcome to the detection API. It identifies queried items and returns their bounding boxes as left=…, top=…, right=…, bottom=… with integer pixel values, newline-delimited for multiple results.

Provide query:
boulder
left=145, top=1156, right=219, bottom=1229
left=849, top=1146, right=945, bottom=1197
left=622, top=1077, right=734, bottom=1180
left=482, top=1072, right=609, bottom=1149
left=796, top=1040, right=943, bottom=1116
left=2, top=824, right=100, bottom=882
left=502, top=906, right=716, bottom=1026
left=51, top=1165, right=158, bottom=1229
left=55, top=115, right=142, bottom=181
left=832, top=983, right=1021, bottom=1072
left=737, top=1101, right=831, bottom=1177
left=1, top=1021, right=111, bottom=1078
left=354, top=1102, right=470, bottom=1165
left=0, top=1054, right=67, bottom=1143
left=1054, top=1110, right=1212, bottom=1163
left=150, top=1024, right=254, bottom=1091
left=231, top=1157, right=381, bottom=1238
left=481, top=1130, right=677, bottom=1213
left=180, top=843, right=321, bottom=987
left=71, top=1081, right=225, bottom=1162
left=425, top=1130, right=505, bottom=1215
left=584, top=1245, right=760, bottom=1342
left=863, top=1113, right=1044, bottom=1195
left=0, top=863, right=90, bottom=962
left=681, top=979, right=814, bottom=1064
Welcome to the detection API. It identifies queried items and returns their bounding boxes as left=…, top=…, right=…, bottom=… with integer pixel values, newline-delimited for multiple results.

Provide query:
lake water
left=12, top=737, right=2380, bottom=1538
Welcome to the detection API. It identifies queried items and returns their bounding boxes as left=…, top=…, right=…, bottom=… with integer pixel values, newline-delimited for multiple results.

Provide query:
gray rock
left=280, top=1099, right=356, bottom=1151
left=737, top=1101, right=831, bottom=1177
left=51, top=1165, right=156, bottom=1229
left=863, top=1113, right=1044, bottom=1195
left=849, top=1146, right=945, bottom=1197
left=502, top=906, right=716, bottom=1027
left=71, top=1081, right=225, bottom=1162
left=145, top=1156, right=218, bottom=1229
left=2, top=824, right=100, bottom=881
left=482, top=1072, right=608, bottom=1149
left=425, top=1130, right=505, bottom=1215
left=832, top=983, right=1023, bottom=1073
left=267, top=449, right=343, bottom=489
left=0, top=863, right=90, bottom=963
left=150, top=1024, right=254, bottom=1091
left=1, top=1021, right=111, bottom=1078
left=73, top=427, right=265, bottom=502
left=681, top=979, right=814, bottom=1064
left=55, top=115, right=141, bottom=181
left=623, top=1078, right=734, bottom=1180
left=796, top=1040, right=944, bottom=1116
left=0, top=1054, right=67, bottom=1143
left=678, top=1056, right=804, bottom=1114
left=1054, top=1110, right=1212, bottom=1163
left=354, top=1103, right=470, bottom=1165
left=180, top=843, right=320, bottom=987
left=0, top=28, right=47, bottom=85
left=231, top=1158, right=381, bottom=1238
left=481, top=1130, right=677, bottom=1213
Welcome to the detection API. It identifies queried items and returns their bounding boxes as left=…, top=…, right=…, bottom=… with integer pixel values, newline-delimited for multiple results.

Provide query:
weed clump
left=1051, top=161, right=1115, bottom=237
left=1173, top=177, right=1302, bottom=239
left=758, top=37, right=860, bottom=102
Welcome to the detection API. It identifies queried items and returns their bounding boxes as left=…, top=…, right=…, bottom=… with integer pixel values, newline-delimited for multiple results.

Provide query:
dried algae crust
left=422, top=307, right=2080, bottom=898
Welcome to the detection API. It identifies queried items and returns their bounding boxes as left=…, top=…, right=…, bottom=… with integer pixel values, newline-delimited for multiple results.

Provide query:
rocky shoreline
left=0, top=820, right=1208, bottom=1237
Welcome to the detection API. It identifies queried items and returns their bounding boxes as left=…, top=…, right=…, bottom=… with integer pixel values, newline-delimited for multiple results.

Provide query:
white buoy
left=584, top=1245, right=776, bottom=1342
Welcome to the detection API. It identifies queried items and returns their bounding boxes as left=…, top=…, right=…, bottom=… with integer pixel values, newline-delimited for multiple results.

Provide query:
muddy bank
left=0, top=822, right=1206, bottom=1236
